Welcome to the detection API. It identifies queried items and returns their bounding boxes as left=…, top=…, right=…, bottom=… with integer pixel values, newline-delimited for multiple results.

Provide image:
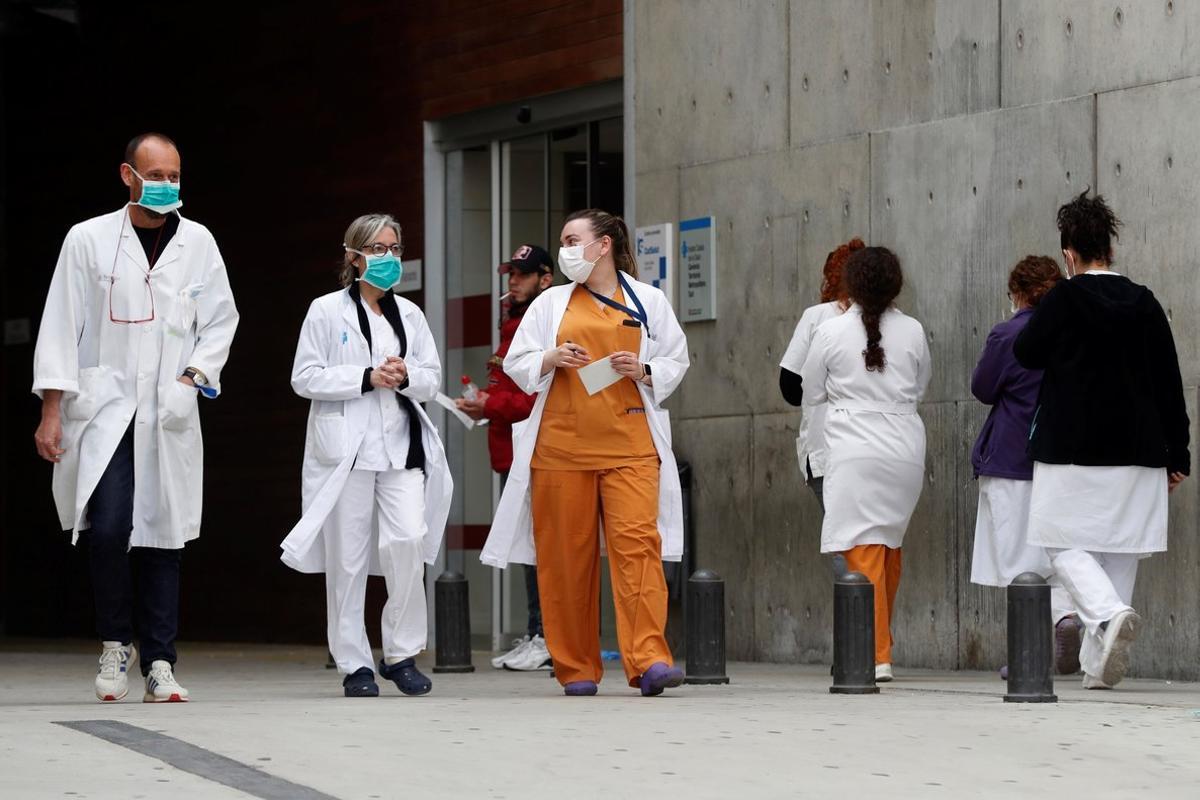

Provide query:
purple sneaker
left=639, top=662, right=685, bottom=697
left=1055, top=616, right=1083, bottom=675
left=564, top=681, right=598, bottom=696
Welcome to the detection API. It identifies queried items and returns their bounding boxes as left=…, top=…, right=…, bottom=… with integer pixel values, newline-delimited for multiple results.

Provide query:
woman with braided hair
left=800, top=246, right=931, bottom=682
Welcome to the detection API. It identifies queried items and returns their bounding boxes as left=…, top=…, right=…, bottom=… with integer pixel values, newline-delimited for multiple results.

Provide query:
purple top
left=971, top=308, right=1042, bottom=480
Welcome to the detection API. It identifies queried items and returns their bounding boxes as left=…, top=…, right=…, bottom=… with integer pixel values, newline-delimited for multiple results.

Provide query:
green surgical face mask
left=351, top=250, right=403, bottom=290
left=128, top=165, right=182, bottom=213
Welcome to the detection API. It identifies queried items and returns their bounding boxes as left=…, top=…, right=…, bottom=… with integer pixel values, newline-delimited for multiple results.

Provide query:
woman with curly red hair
left=779, top=237, right=864, bottom=511
left=970, top=256, right=1079, bottom=676
left=800, top=247, right=931, bottom=683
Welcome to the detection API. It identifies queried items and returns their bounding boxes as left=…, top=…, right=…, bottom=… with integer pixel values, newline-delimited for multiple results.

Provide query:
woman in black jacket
left=1014, top=191, right=1189, bottom=690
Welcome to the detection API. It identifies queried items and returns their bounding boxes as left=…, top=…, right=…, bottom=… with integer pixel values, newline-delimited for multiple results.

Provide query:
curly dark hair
left=1008, top=255, right=1063, bottom=307
left=844, top=247, right=903, bottom=372
left=819, top=237, right=866, bottom=304
left=1057, top=190, right=1122, bottom=265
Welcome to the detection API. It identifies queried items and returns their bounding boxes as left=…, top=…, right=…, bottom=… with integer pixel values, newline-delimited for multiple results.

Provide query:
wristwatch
left=641, top=362, right=652, bottom=382
left=182, top=367, right=208, bottom=387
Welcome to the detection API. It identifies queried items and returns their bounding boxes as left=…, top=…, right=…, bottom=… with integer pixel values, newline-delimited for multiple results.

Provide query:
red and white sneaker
left=95, top=641, right=137, bottom=702
left=143, top=660, right=189, bottom=703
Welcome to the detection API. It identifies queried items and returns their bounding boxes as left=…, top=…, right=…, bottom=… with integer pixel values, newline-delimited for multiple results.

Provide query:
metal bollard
left=1005, top=571, right=1057, bottom=703
left=433, top=571, right=475, bottom=673
left=683, top=569, right=730, bottom=685
left=830, top=572, right=879, bottom=694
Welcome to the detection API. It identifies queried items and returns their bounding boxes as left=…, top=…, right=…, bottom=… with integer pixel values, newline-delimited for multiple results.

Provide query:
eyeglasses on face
left=359, top=243, right=404, bottom=258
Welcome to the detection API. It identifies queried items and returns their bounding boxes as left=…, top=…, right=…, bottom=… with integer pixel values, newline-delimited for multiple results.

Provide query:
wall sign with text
left=635, top=223, right=675, bottom=308
left=679, top=216, right=716, bottom=322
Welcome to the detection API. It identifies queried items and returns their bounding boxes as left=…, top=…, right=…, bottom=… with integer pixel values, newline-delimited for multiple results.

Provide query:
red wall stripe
left=446, top=294, right=495, bottom=350
left=444, top=524, right=492, bottom=551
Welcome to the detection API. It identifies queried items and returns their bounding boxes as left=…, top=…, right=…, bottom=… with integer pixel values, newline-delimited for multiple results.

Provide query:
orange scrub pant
left=842, top=545, right=903, bottom=665
left=530, top=456, right=673, bottom=686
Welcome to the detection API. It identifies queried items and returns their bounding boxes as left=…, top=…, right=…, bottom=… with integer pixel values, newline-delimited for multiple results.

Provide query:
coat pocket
left=312, top=413, right=347, bottom=465
left=63, top=366, right=107, bottom=422
left=160, top=380, right=199, bottom=432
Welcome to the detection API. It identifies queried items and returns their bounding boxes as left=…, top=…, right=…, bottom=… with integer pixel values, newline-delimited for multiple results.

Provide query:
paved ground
left=2, top=640, right=1198, bottom=799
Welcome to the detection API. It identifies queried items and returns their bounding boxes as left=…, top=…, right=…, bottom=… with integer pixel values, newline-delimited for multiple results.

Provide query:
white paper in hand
left=435, top=392, right=479, bottom=429
left=578, top=356, right=623, bottom=396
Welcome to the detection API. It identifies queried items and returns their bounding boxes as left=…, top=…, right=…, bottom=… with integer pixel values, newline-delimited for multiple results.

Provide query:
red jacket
left=482, top=310, right=537, bottom=473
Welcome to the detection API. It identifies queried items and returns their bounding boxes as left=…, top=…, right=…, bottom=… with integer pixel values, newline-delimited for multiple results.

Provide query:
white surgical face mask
left=557, top=239, right=598, bottom=283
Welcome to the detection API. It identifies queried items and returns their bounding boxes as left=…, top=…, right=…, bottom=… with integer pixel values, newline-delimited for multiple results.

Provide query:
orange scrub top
left=532, top=284, right=657, bottom=470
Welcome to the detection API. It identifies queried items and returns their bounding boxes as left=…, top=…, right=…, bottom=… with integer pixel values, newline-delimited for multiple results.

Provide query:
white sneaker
left=95, top=641, right=136, bottom=702
left=875, top=663, right=894, bottom=683
left=1082, top=673, right=1112, bottom=690
left=491, top=636, right=530, bottom=669
left=503, top=635, right=553, bottom=671
left=143, top=660, right=189, bottom=703
left=1098, top=609, right=1141, bottom=688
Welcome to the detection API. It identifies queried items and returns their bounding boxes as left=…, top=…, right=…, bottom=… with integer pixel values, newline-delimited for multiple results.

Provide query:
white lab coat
left=780, top=301, right=845, bottom=479
left=32, top=206, right=239, bottom=548
left=1028, top=462, right=1167, bottom=554
left=281, top=289, right=452, bottom=572
left=801, top=306, right=931, bottom=553
left=480, top=277, right=689, bottom=568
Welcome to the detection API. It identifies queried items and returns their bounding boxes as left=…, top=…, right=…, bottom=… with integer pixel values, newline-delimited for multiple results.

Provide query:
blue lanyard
left=587, top=272, right=651, bottom=338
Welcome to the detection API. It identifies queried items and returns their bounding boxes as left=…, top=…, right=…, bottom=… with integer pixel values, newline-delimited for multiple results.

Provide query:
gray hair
left=339, top=213, right=403, bottom=287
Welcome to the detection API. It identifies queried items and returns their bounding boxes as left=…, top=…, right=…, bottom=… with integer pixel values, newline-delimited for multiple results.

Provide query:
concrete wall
left=632, top=0, right=1200, bottom=679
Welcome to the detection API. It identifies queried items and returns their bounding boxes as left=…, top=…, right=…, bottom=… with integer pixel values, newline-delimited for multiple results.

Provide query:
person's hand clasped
left=610, top=351, right=645, bottom=382
left=548, top=342, right=591, bottom=370
left=455, top=392, right=489, bottom=421
left=1168, top=471, right=1187, bottom=493
left=371, top=356, right=407, bottom=390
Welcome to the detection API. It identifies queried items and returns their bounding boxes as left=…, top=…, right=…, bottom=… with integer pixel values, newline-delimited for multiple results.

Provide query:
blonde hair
left=564, top=208, right=638, bottom=279
left=339, top=213, right=402, bottom=287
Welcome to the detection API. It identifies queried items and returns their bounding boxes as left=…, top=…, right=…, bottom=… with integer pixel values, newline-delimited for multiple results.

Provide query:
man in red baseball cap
left=457, top=244, right=554, bottom=670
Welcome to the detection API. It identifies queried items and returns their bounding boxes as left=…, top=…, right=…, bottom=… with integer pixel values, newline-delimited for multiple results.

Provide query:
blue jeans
left=87, top=422, right=182, bottom=676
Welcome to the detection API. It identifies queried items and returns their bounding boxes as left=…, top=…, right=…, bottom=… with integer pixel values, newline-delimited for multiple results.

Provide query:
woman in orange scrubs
left=484, top=208, right=690, bottom=697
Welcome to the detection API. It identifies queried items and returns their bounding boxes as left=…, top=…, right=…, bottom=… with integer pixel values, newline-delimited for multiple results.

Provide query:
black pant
left=87, top=422, right=182, bottom=676
left=500, top=471, right=543, bottom=638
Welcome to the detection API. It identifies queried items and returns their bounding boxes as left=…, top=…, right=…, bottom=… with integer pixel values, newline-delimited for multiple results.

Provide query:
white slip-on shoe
left=144, top=660, right=189, bottom=703
left=491, top=636, right=530, bottom=669
left=95, top=641, right=137, bottom=702
left=1098, top=610, right=1141, bottom=688
left=875, top=663, right=893, bottom=682
left=503, top=635, right=553, bottom=671
left=1082, top=673, right=1112, bottom=690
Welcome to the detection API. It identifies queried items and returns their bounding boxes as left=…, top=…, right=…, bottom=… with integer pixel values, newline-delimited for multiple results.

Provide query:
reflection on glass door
left=443, top=117, right=624, bottom=649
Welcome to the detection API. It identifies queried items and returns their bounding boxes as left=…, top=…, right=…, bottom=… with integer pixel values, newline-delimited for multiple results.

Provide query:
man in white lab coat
left=32, top=133, right=239, bottom=703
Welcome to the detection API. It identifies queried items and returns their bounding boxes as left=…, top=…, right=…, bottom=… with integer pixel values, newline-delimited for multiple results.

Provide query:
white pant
left=1046, top=548, right=1139, bottom=677
left=972, top=477, right=1075, bottom=623
left=324, top=468, right=428, bottom=675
